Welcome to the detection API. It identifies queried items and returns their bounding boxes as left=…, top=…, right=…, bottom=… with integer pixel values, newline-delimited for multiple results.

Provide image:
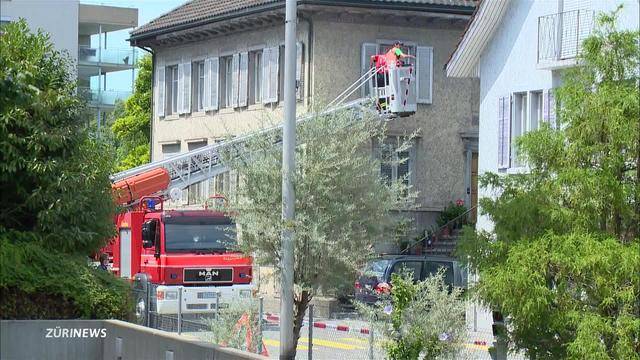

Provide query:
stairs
left=422, top=228, right=462, bottom=257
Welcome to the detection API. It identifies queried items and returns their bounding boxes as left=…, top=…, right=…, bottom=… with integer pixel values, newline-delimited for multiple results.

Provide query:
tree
left=358, top=271, right=467, bottom=360
left=458, top=10, right=640, bottom=360
left=0, top=20, right=129, bottom=319
left=223, top=110, right=415, bottom=355
left=110, top=55, right=152, bottom=171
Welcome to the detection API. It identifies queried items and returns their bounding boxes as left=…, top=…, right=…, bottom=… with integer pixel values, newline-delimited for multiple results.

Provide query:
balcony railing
left=538, top=9, right=594, bottom=65
left=78, top=46, right=138, bottom=67
left=79, top=87, right=132, bottom=107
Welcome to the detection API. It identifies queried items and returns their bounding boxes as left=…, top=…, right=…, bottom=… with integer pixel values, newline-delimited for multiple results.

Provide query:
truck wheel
left=134, top=292, right=147, bottom=326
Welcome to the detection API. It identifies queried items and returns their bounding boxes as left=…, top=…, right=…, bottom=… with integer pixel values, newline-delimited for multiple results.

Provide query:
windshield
left=164, top=222, right=237, bottom=252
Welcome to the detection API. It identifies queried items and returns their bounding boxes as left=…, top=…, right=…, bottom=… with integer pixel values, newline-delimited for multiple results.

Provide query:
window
left=530, top=91, right=543, bottom=132
left=249, top=50, right=263, bottom=104
left=161, top=143, right=180, bottom=160
left=166, top=65, right=178, bottom=115
left=423, top=261, right=454, bottom=286
left=187, top=141, right=208, bottom=205
left=361, top=41, right=431, bottom=103
left=221, top=56, right=234, bottom=108
left=377, top=136, right=414, bottom=188
left=511, top=93, right=528, bottom=167
left=195, top=61, right=205, bottom=111
left=391, top=261, right=422, bottom=282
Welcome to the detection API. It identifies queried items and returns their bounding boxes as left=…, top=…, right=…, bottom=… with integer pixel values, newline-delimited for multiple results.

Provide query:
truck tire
left=134, top=291, right=148, bottom=326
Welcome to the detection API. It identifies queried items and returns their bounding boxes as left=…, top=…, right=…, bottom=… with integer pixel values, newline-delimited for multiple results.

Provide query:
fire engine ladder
left=110, top=67, right=383, bottom=201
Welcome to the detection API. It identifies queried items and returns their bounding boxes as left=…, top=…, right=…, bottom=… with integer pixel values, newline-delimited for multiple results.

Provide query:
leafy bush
left=205, top=298, right=262, bottom=352
left=436, top=201, right=467, bottom=228
left=358, top=271, right=467, bottom=360
left=0, top=236, right=131, bottom=319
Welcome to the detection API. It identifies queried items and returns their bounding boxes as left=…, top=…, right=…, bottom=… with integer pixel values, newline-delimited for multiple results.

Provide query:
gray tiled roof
left=131, top=0, right=476, bottom=39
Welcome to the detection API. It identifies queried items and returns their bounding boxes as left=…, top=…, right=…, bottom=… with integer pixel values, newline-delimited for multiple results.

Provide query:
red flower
left=455, top=199, right=464, bottom=207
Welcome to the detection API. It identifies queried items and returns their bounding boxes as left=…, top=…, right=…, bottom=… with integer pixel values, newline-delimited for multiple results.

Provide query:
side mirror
left=141, top=220, right=157, bottom=249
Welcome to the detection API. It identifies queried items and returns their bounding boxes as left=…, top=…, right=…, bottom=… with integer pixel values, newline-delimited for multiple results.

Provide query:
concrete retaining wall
left=1, top=320, right=264, bottom=360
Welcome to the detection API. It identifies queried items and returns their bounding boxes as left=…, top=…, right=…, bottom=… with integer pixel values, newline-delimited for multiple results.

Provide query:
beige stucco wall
left=150, top=13, right=479, bottom=231
left=312, top=18, right=478, bottom=219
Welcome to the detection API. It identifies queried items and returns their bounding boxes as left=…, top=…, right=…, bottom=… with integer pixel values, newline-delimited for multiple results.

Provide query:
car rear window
left=364, top=259, right=391, bottom=279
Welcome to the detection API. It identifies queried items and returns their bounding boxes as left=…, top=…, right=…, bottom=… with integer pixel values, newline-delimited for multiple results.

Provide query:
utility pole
left=280, top=0, right=297, bottom=359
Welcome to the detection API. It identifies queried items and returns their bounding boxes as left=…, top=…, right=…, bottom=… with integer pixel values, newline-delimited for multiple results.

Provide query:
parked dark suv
left=354, top=255, right=467, bottom=305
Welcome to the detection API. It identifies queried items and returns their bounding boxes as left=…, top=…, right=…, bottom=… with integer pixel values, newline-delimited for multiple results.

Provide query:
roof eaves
left=445, top=0, right=511, bottom=78
left=130, top=0, right=475, bottom=43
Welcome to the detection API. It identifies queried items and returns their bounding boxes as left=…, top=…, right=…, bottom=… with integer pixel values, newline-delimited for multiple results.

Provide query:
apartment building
left=446, top=0, right=639, bottom=334
left=1, top=0, right=139, bottom=127
left=129, top=0, right=480, bottom=235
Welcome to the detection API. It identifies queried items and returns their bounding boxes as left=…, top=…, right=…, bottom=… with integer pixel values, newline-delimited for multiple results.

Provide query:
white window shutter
left=231, top=54, right=240, bottom=108
left=156, top=67, right=165, bottom=117
left=361, top=43, right=378, bottom=97
left=269, top=46, right=279, bottom=103
left=203, top=59, right=211, bottom=110
left=497, top=96, right=511, bottom=169
left=296, top=42, right=303, bottom=100
left=416, top=46, right=433, bottom=104
left=183, top=62, right=191, bottom=114
left=177, top=64, right=184, bottom=113
left=548, top=91, right=556, bottom=129
left=210, top=57, right=219, bottom=110
left=239, top=52, right=249, bottom=107
left=261, top=48, right=271, bottom=103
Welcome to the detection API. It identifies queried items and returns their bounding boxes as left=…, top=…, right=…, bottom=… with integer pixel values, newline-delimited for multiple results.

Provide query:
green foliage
left=0, top=20, right=129, bottom=319
left=111, top=55, right=152, bottom=171
left=436, top=201, right=467, bottom=227
left=0, top=236, right=131, bottom=319
left=358, top=271, right=467, bottom=360
left=205, top=298, right=261, bottom=352
left=458, top=11, right=640, bottom=359
left=223, top=109, right=415, bottom=348
left=0, top=20, right=116, bottom=254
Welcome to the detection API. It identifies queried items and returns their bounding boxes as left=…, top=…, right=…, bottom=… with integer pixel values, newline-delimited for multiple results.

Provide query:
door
left=119, top=228, right=132, bottom=279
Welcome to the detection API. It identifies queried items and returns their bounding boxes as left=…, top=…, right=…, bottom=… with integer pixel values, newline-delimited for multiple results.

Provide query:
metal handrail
left=401, top=205, right=478, bottom=255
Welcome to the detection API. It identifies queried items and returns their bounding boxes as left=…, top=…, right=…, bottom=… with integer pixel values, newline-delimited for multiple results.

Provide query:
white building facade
left=446, top=0, right=639, bottom=335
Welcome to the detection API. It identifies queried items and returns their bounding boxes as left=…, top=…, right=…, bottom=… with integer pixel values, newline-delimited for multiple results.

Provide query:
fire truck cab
left=109, top=197, right=253, bottom=323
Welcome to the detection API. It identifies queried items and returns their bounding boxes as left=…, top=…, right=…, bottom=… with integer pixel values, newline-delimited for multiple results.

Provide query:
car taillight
left=374, top=282, right=390, bottom=294
left=354, top=281, right=362, bottom=290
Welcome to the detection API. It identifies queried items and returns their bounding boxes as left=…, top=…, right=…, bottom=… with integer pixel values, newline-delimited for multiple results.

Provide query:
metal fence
left=130, top=287, right=526, bottom=359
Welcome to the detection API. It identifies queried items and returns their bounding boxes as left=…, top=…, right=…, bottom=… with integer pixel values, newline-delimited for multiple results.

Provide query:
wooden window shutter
left=231, top=54, right=240, bottom=108
left=416, top=46, right=433, bottom=104
left=296, top=42, right=304, bottom=100
left=361, top=43, right=378, bottom=97
left=156, top=67, right=165, bottom=117
left=239, top=52, right=249, bottom=107
left=498, top=96, right=511, bottom=169
left=209, top=57, right=219, bottom=110
left=261, top=48, right=271, bottom=103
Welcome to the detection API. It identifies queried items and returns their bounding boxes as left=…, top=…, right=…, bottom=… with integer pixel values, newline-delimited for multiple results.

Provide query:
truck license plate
left=184, top=268, right=233, bottom=283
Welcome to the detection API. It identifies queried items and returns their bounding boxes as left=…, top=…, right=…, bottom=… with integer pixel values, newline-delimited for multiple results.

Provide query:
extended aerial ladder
left=111, top=62, right=416, bottom=205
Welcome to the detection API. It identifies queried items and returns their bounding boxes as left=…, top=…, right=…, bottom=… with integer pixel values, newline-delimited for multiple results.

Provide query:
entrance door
left=471, top=152, right=478, bottom=223
left=119, top=228, right=132, bottom=279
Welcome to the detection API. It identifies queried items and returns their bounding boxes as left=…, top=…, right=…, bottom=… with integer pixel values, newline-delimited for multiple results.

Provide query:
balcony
left=537, top=10, right=594, bottom=69
left=79, top=87, right=131, bottom=108
left=78, top=46, right=138, bottom=69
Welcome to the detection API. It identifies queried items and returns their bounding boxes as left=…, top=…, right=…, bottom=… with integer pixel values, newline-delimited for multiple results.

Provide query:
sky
left=82, top=0, right=184, bottom=90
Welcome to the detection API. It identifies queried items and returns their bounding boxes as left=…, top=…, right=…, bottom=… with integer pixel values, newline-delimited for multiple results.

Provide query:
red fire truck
left=109, top=168, right=253, bottom=324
